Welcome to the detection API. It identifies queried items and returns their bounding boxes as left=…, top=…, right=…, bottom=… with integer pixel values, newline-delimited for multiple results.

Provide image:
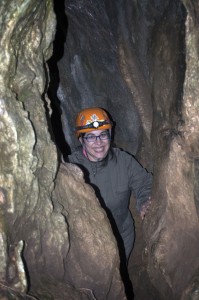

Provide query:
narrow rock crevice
left=0, top=1, right=199, bottom=299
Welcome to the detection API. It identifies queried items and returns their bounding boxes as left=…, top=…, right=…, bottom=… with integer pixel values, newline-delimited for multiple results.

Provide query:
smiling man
left=67, top=107, right=153, bottom=261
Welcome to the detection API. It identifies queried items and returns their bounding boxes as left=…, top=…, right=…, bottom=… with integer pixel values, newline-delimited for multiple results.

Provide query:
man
left=68, top=107, right=152, bottom=261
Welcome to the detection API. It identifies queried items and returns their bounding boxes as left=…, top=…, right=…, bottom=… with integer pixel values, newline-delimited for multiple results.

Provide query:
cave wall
left=0, top=0, right=125, bottom=299
left=54, top=0, right=199, bottom=299
left=56, top=0, right=144, bottom=161
left=0, top=0, right=199, bottom=300
left=144, top=1, right=199, bottom=299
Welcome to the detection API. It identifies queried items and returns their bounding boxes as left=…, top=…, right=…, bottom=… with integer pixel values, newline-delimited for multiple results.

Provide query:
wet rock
left=0, top=0, right=57, bottom=296
left=144, top=1, right=199, bottom=299
left=1, top=0, right=199, bottom=299
left=0, top=0, right=125, bottom=299
left=52, top=163, right=126, bottom=300
left=56, top=0, right=143, bottom=156
left=23, top=163, right=126, bottom=299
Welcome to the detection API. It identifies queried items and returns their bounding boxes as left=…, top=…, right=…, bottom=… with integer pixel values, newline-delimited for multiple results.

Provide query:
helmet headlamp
left=75, top=107, right=113, bottom=137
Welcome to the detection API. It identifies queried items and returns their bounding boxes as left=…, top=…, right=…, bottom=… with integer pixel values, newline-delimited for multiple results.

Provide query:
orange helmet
left=75, top=107, right=112, bottom=137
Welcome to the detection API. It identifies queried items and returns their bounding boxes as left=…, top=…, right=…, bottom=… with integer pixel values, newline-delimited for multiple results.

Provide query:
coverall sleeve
left=127, top=155, right=153, bottom=212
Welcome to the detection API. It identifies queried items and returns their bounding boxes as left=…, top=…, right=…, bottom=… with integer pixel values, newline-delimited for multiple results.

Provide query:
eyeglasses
left=83, top=131, right=110, bottom=143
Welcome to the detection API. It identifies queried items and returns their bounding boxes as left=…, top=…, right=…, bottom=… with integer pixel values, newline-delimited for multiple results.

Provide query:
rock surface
left=0, top=0, right=126, bottom=299
left=144, top=1, right=199, bottom=299
left=0, top=0, right=199, bottom=299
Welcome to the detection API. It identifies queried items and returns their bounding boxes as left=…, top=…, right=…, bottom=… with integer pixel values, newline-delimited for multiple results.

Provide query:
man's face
left=79, top=129, right=111, bottom=162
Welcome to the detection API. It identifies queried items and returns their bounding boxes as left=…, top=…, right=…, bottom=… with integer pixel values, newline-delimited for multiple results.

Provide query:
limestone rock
left=53, top=163, right=126, bottom=300
left=144, top=1, right=199, bottom=299
left=0, top=0, right=126, bottom=299
left=56, top=0, right=143, bottom=156
left=1, top=0, right=199, bottom=299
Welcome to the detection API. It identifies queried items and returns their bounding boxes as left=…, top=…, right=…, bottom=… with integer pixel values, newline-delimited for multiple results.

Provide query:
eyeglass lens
left=84, top=132, right=110, bottom=142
